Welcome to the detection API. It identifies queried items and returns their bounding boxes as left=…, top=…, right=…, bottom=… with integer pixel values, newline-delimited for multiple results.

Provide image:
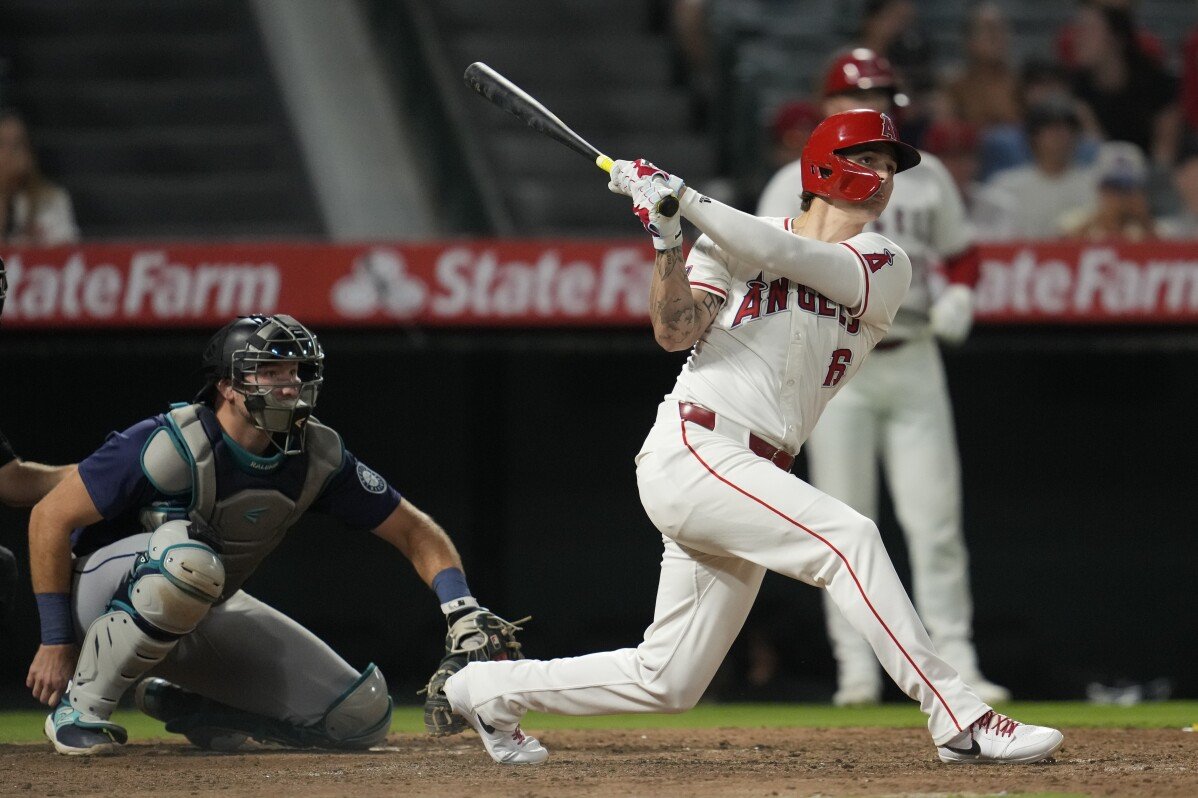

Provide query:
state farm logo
left=1, top=251, right=279, bottom=321
left=975, top=246, right=1198, bottom=320
left=330, top=245, right=654, bottom=320
left=332, top=248, right=427, bottom=318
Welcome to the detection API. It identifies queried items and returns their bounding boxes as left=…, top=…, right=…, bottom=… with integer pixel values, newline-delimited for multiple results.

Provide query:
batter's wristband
left=35, top=592, right=75, bottom=645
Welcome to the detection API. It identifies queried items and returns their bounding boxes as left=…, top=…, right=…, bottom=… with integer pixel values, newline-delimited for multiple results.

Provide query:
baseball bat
left=462, top=61, right=680, bottom=218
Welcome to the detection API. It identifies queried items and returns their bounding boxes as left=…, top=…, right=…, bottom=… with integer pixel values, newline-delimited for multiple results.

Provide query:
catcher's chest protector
left=139, top=404, right=343, bottom=599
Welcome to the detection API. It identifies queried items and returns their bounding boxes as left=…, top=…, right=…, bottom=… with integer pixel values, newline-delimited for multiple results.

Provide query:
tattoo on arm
left=649, top=248, right=722, bottom=348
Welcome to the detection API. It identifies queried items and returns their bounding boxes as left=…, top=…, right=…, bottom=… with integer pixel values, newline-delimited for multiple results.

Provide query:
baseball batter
left=26, top=314, right=523, bottom=755
left=758, top=49, right=1009, bottom=706
left=434, top=110, right=1062, bottom=766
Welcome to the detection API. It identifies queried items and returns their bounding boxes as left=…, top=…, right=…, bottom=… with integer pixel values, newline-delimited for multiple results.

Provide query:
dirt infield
left=0, top=727, right=1194, bottom=797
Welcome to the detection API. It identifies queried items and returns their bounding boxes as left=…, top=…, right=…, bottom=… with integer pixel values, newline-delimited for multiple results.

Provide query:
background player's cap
left=820, top=48, right=908, bottom=107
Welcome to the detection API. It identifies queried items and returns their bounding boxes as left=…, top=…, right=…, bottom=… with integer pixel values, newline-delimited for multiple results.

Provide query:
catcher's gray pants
left=71, top=532, right=360, bottom=726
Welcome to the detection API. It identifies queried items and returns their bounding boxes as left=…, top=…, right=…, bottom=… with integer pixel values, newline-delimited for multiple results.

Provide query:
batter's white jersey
left=758, top=152, right=971, bottom=340
left=671, top=222, right=912, bottom=453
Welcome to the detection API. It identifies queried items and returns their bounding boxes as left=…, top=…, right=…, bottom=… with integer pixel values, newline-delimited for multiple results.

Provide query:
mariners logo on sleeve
left=356, top=462, right=387, bottom=494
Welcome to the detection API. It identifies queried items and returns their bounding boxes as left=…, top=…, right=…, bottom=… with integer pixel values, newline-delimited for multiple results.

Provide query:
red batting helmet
left=800, top=109, right=921, bottom=202
left=822, top=48, right=898, bottom=99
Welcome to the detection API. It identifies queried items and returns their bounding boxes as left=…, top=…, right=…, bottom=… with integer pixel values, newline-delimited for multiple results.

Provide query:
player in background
left=758, top=49, right=1010, bottom=706
left=0, top=258, right=77, bottom=627
left=25, top=314, right=524, bottom=755
left=430, top=111, right=1062, bottom=766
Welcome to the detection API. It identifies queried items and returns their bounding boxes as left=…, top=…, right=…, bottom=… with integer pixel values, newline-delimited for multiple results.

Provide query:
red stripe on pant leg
left=678, top=420, right=963, bottom=732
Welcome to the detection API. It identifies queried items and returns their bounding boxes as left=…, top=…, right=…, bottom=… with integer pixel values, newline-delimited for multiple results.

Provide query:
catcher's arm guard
left=420, top=609, right=529, bottom=736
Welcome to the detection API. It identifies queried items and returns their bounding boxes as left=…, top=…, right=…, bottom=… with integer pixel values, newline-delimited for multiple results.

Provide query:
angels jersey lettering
left=671, top=220, right=910, bottom=453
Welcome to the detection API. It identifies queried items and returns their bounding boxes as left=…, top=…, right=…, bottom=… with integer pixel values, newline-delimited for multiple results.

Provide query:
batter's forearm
left=649, top=247, right=700, bottom=351
left=679, top=190, right=864, bottom=308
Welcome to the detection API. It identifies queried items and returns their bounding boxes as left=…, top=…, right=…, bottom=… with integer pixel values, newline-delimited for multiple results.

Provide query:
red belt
left=874, top=338, right=907, bottom=351
left=678, top=402, right=795, bottom=472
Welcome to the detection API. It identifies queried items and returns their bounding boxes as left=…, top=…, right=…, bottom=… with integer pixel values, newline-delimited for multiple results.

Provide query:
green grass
left=1, top=701, right=1194, bottom=744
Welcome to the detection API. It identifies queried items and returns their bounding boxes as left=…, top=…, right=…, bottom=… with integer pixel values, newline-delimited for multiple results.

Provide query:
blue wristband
left=432, top=567, right=472, bottom=605
left=35, top=592, right=75, bottom=645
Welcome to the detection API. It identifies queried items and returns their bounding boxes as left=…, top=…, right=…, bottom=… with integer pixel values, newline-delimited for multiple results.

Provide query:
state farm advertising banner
left=975, top=241, right=1198, bottom=323
left=3, top=239, right=1198, bottom=327
left=0, top=241, right=654, bottom=328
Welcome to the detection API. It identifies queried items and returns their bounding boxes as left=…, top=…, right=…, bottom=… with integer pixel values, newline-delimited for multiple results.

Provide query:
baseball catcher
left=25, top=313, right=527, bottom=754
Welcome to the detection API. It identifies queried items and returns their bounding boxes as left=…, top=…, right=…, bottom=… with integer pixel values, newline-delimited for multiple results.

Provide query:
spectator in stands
left=1060, top=141, right=1156, bottom=241
left=1065, top=0, right=1181, bottom=167
left=856, top=0, right=935, bottom=145
left=858, top=0, right=934, bottom=95
left=974, top=98, right=1097, bottom=240
left=943, top=4, right=1025, bottom=182
left=1158, top=137, right=1198, bottom=239
left=0, top=109, right=78, bottom=247
left=1055, top=0, right=1167, bottom=73
left=668, top=0, right=715, bottom=129
left=922, top=118, right=982, bottom=211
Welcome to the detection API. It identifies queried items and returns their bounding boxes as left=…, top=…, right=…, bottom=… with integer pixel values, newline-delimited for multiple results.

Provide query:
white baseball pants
left=805, top=338, right=982, bottom=689
left=450, top=400, right=988, bottom=745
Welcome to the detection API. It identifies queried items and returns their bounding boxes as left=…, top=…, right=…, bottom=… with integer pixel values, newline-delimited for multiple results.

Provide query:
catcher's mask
left=801, top=109, right=920, bottom=203
left=196, top=314, right=324, bottom=455
left=0, top=256, right=7, bottom=320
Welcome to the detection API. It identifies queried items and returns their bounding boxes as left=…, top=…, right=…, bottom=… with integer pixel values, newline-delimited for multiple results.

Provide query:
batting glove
left=632, top=177, right=683, bottom=250
left=930, top=284, right=975, bottom=345
left=608, top=158, right=683, bottom=198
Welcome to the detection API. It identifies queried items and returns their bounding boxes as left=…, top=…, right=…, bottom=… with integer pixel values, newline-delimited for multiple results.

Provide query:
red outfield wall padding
left=3, top=239, right=1198, bottom=327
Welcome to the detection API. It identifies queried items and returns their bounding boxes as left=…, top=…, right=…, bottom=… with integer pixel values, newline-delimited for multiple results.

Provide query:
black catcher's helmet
left=196, top=314, right=324, bottom=455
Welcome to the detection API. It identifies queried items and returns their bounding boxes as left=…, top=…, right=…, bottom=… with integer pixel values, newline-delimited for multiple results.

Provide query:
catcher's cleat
left=937, top=710, right=1063, bottom=764
left=135, top=678, right=249, bottom=751
left=45, top=694, right=127, bottom=756
left=420, top=655, right=469, bottom=736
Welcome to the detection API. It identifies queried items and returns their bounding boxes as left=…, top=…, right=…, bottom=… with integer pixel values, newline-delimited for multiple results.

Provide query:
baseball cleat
left=421, top=655, right=469, bottom=736
left=969, top=676, right=1013, bottom=705
left=444, top=667, right=548, bottom=764
left=134, top=678, right=249, bottom=751
left=462, top=711, right=549, bottom=765
left=832, top=684, right=881, bottom=707
left=937, top=710, right=1063, bottom=764
left=45, top=696, right=128, bottom=756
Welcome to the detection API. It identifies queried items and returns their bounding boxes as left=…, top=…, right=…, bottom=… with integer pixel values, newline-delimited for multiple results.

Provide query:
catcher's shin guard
left=70, top=521, right=224, bottom=719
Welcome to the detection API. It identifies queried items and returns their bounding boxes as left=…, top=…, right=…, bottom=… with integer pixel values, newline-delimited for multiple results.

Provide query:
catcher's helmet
left=800, top=109, right=921, bottom=203
left=196, top=314, right=324, bottom=455
left=0, top=256, right=7, bottom=320
left=822, top=48, right=899, bottom=99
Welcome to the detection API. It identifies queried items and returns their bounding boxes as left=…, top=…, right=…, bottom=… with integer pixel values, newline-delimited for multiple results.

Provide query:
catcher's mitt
left=421, top=608, right=529, bottom=736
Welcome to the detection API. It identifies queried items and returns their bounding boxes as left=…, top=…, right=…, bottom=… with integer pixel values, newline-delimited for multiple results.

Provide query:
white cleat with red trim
left=444, top=672, right=548, bottom=764
left=460, top=709, right=549, bottom=765
left=938, top=710, right=1063, bottom=764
